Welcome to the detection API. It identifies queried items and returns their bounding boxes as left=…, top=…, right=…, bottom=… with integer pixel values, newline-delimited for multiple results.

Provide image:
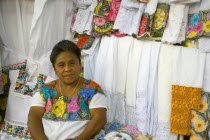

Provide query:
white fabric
left=162, top=4, right=189, bottom=44
left=0, top=0, right=34, bottom=59
left=188, top=2, right=200, bottom=14
left=172, top=47, right=206, bottom=87
left=74, top=0, right=93, bottom=9
left=113, top=2, right=146, bottom=35
left=144, top=0, right=158, bottom=15
left=153, top=44, right=178, bottom=140
left=83, top=38, right=101, bottom=80
left=199, top=0, right=210, bottom=11
left=125, top=39, right=143, bottom=127
left=203, top=53, right=210, bottom=92
left=135, top=41, right=160, bottom=135
left=169, top=0, right=200, bottom=4
left=126, top=39, right=143, bottom=107
left=29, top=0, right=74, bottom=61
left=31, top=92, right=107, bottom=140
left=198, top=38, right=210, bottom=53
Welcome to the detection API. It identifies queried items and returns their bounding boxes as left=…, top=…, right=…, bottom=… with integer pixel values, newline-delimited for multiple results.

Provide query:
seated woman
left=27, top=40, right=107, bottom=140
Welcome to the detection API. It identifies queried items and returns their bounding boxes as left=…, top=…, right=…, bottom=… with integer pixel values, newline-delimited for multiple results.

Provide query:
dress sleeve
left=31, top=92, right=46, bottom=107
left=89, top=93, right=107, bottom=109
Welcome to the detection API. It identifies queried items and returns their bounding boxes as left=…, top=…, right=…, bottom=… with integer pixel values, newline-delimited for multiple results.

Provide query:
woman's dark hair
left=50, top=40, right=81, bottom=67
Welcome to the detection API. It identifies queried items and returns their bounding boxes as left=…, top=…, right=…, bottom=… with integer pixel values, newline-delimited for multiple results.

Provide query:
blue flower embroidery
left=68, top=112, right=79, bottom=120
left=80, top=87, right=95, bottom=100
left=190, top=13, right=200, bottom=26
left=41, top=87, right=56, bottom=99
left=107, top=123, right=123, bottom=131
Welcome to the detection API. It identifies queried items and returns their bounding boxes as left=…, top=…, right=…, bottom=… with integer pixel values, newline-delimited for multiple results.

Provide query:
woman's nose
left=64, top=64, right=72, bottom=71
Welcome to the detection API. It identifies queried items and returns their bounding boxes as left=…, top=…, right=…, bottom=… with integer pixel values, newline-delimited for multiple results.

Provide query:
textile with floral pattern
left=170, top=85, right=202, bottom=135
left=150, top=3, right=170, bottom=39
left=93, top=123, right=152, bottom=140
left=137, top=13, right=154, bottom=39
left=90, top=0, right=115, bottom=36
left=186, top=10, right=210, bottom=40
left=14, top=70, right=47, bottom=96
left=190, top=91, right=210, bottom=140
left=77, top=34, right=95, bottom=49
left=1, top=121, right=31, bottom=139
left=0, top=72, right=3, bottom=95
left=0, top=62, right=26, bottom=116
left=40, top=80, right=104, bottom=121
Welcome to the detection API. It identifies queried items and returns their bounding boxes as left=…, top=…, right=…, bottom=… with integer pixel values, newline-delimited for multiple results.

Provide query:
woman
left=28, top=40, right=107, bottom=140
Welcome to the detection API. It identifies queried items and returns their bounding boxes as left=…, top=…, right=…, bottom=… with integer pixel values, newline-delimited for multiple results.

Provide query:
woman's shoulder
left=82, top=79, right=104, bottom=94
left=39, top=80, right=57, bottom=99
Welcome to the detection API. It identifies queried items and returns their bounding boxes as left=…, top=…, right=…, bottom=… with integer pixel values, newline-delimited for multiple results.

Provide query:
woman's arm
left=28, top=106, right=48, bottom=140
left=67, top=108, right=107, bottom=140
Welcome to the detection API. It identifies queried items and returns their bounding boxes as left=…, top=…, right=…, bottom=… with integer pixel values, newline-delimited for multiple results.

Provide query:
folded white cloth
left=162, top=4, right=189, bottom=44
left=199, top=0, right=210, bottom=11
left=144, top=0, right=158, bottom=15
left=153, top=44, right=179, bottom=140
left=113, top=1, right=146, bottom=35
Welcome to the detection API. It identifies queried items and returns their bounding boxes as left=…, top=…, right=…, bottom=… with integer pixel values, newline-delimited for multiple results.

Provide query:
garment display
left=31, top=80, right=107, bottom=140
left=150, top=2, right=170, bottom=39
left=170, top=47, right=206, bottom=135
left=135, top=41, right=160, bottom=136
left=137, top=0, right=158, bottom=38
left=169, top=0, right=200, bottom=4
left=113, top=0, right=146, bottom=35
left=162, top=4, right=189, bottom=43
left=153, top=44, right=178, bottom=140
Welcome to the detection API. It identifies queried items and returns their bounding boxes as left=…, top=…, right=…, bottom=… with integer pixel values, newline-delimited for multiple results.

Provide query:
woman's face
left=54, top=51, right=81, bottom=85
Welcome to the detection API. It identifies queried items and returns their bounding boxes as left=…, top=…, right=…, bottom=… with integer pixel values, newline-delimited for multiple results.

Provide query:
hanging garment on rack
left=113, top=0, right=146, bottom=35
left=72, top=0, right=97, bottom=34
left=135, top=41, right=160, bottom=136
left=162, top=4, right=189, bottom=44
left=150, top=2, right=170, bottom=40
left=153, top=44, right=178, bottom=140
left=90, top=0, right=115, bottom=36
left=189, top=53, right=210, bottom=140
left=111, top=36, right=133, bottom=124
left=82, top=38, right=100, bottom=80
left=185, top=2, right=201, bottom=40
left=169, top=0, right=200, bottom=4
left=106, top=0, right=122, bottom=21
left=189, top=91, right=210, bottom=140
left=137, top=0, right=158, bottom=38
left=125, top=39, right=143, bottom=127
left=170, top=47, right=206, bottom=135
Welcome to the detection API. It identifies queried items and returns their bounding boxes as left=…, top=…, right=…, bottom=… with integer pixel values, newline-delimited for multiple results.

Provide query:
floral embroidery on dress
left=0, top=61, right=26, bottom=116
left=186, top=13, right=202, bottom=40
left=15, top=70, right=47, bottom=96
left=190, top=91, right=210, bottom=140
left=137, top=13, right=154, bottom=39
left=90, top=0, right=115, bottom=36
left=41, top=80, right=104, bottom=121
left=200, top=10, right=210, bottom=37
left=77, top=34, right=95, bottom=49
left=106, top=0, right=122, bottom=21
left=1, top=121, right=31, bottom=139
left=150, top=3, right=170, bottom=39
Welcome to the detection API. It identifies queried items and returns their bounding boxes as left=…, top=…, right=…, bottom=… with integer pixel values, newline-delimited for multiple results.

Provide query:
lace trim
left=106, top=93, right=126, bottom=124
left=153, top=121, right=178, bottom=140
left=4, top=117, right=27, bottom=127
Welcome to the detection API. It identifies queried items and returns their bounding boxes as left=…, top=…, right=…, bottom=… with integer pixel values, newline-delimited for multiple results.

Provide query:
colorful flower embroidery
left=203, top=20, right=210, bottom=33
left=186, top=25, right=194, bottom=34
left=67, top=96, right=80, bottom=112
left=93, top=17, right=106, bottom=26
left=194, top=22, right=203, bottom=33
left=41, top=80, right=104, bottom=121
left=1, top=121, right=31, bottom=139
left=76, top=34, right=95, bottom=50
left=190, top=13, right=200, bottom=26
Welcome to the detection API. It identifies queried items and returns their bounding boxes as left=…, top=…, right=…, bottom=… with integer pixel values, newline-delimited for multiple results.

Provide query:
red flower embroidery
left=138, top=16, right=148, bottom=37
left=93, top=16, right=106, bottom=26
